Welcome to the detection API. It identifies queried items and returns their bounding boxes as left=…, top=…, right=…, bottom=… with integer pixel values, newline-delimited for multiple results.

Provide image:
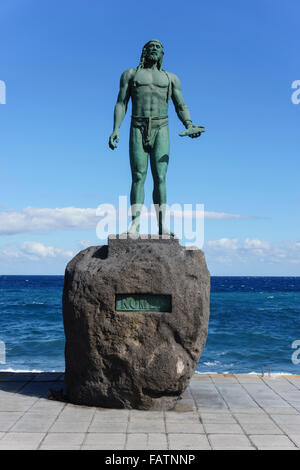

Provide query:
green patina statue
left=109, top=40, right=205, bottom=235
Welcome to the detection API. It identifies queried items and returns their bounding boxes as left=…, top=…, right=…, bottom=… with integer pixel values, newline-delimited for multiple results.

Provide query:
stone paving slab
left=168, top=433, right=211, bottom=450
left=249, top=434, right=298, bottom=450
left=0, top=372, right=299, bottom=450
left=126, top=433, right=168, bottom=450
left=209, top=434, right=255, bottom=450
left=39, top=432, right=85, bottom=450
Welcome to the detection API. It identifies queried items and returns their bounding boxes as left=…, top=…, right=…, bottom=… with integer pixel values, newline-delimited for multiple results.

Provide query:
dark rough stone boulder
left=63, top=236, right=210, bottom=410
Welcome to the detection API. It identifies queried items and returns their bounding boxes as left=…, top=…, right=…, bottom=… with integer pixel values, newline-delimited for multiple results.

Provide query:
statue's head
left=137, top=40, right=164, bottom=70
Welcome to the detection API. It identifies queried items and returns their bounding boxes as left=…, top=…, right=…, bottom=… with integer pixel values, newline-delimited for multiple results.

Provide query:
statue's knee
left=154, top=174, right=166, bottom=186
left=133, top=171, right=146, bottom=184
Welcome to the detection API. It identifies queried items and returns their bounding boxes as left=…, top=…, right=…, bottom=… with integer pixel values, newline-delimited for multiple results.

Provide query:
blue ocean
left=0, top=276, right=300, bottom=375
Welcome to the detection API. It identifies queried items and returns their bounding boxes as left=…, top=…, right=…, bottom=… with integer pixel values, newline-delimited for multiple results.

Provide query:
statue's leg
left=128, top=125, right=148, bottom=233
left=149, top=124, right=173, bottom=235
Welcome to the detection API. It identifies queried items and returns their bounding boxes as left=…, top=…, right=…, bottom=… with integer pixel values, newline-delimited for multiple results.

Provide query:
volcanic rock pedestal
left=62, top=236, right=210, bottom=410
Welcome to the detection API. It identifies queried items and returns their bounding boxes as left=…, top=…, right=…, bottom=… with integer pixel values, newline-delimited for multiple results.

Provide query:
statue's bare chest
left=132, top=70, right=169, bottom=90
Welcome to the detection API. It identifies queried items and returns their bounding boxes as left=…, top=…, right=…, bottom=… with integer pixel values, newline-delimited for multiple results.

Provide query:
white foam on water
left=203, top=361, right=221, bottom=366
left=196, top=370, right=297, bottom=376
left=245, top=371, right=295, bottom=376
left=195, top=371, right=220, bottom=375
left=0, top=368, right=59, bottom=373
left=265, top=372, right=294, bottom=377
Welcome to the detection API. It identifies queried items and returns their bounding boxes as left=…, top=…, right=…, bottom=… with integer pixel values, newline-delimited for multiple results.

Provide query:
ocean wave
left=243, top=371, right=295, bottom=376
left=1, top=276, right=300, bottom=373
left=203, top=361, right=221, bottom=366
left=195, top=370, right=297, bottom=376
left=1, top=369, right=294, bottom=376
left=0, top=368, right=60, bottom=373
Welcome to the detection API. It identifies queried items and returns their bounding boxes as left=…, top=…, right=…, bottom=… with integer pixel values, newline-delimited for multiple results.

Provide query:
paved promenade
left=0, top=372, right=299, bottom=450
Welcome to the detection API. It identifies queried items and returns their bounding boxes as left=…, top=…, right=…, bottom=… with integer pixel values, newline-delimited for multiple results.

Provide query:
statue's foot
left=127, top=221, right=140, bottom=236
left=159, top=225, right=175, bottom=237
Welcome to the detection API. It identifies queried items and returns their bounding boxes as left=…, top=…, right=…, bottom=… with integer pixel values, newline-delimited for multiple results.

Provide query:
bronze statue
left=109, top=40, right=204, bottom=235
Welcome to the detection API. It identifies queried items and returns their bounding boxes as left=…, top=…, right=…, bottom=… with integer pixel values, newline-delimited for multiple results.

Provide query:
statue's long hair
left=137, top=40, right=164, bottom=70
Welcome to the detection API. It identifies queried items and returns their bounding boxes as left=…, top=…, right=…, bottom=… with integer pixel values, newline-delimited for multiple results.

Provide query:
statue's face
left=145, top=41, right=163, bottom=63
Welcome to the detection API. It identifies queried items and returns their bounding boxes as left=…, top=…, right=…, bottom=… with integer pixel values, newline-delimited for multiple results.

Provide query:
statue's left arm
left=171, top=73, right=204, bottom=138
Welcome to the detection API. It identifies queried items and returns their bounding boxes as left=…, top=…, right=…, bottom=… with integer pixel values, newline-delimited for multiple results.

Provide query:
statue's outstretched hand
left=179, top=125, right=205, bottom=139
left=109, top=130, right=119, bottom=150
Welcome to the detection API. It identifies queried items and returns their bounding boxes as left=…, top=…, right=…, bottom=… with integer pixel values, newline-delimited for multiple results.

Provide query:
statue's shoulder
left=164, top=71, right=181, bottom=86
left=120, top=68, right=136, bottom=82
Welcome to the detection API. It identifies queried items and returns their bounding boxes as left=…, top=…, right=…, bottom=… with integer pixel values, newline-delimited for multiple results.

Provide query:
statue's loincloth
left=131, top=115, right=168, bottom=150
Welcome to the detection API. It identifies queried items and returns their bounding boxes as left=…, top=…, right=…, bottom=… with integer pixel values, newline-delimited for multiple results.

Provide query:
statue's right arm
left=109, top=69, right=134, bottom=150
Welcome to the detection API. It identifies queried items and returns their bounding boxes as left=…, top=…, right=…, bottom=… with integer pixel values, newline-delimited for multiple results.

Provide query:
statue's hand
left=179, top=125, right=205, bottom=139
left=109, top=130, right=119, bottom=150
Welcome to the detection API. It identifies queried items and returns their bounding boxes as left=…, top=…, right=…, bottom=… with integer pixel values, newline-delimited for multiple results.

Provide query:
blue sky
left=0, top=0, right=299, bottom=275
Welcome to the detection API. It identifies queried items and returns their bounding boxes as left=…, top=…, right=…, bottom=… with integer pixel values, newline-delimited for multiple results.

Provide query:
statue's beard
left=148, top=52, right=159, bottom=61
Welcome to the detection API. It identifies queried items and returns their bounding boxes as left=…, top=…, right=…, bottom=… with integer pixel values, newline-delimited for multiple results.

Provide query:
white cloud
left=0, top=248, right=20, bottom=259
left=78, top=239, right=92, bottom=248
left=0, top=206, right=253, bottom=236
left=21, top=241, right=57, bottom=258
left=206, top=238, right=239, bottom=250
left=205, top=212, right=248, bottom=220
left=204, top=238, right=300, bottom=265
left=0, top=237, right=299, bottom=273
left=0, top=242, right=73, bottom=261
left=0, top=207, right=99, bottom=235
left=243, top=238, right=271, bottom=250
left=139, top=207, right=248, bottom=220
